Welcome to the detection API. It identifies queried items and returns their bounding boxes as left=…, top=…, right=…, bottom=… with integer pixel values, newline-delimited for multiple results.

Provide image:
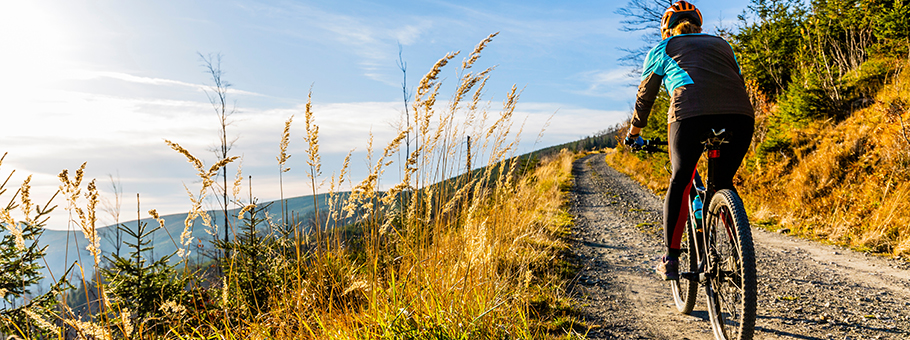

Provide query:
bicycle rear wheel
left=704, top=189, right=756, bottom=340
left=670, top=218, right=698, bottom=314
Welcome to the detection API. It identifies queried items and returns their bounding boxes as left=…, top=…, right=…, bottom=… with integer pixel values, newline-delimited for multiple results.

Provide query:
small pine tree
left=102, top=217, right=187, bottom=336
left=217, top=200, right=279, bottom=317
left=0, top=164, right=72, bottom=337
left=0, top=212, right=49, bottom=304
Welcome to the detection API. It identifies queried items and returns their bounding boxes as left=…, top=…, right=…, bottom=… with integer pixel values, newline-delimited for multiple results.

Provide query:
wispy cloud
left=571, top=68, right=639, bottom=99
left=66, top=70, right=266, bottom=97
left=237, top=2, right=433, bottom=86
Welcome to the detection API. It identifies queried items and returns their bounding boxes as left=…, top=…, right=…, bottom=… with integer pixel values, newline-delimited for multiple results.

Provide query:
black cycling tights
left=665, top=114, right=754, bottom=256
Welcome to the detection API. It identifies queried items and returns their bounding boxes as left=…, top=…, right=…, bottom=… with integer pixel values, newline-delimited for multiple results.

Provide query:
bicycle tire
left=704, top=189, right=757, bottom=340
left=670, top=217, right=698, bottom=314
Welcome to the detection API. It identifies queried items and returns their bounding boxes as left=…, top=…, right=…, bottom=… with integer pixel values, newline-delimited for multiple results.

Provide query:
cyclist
left=624, top=1, right=755, bottom=280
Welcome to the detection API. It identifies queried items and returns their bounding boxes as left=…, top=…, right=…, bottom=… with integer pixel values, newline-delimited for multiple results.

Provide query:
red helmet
left=660, top=1, right=703, bottom=36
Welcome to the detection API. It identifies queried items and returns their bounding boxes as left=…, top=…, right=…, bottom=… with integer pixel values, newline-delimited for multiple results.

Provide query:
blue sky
left=1, top=0, right=751, bottom=229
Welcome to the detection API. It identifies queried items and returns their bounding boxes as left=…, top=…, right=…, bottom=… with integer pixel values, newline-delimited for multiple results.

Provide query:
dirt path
left=569, top=153, right=910, bottom=340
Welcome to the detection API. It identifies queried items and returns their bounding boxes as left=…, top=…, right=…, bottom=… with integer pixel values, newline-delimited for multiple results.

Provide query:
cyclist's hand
left=624, top=135, right=645, bottom=149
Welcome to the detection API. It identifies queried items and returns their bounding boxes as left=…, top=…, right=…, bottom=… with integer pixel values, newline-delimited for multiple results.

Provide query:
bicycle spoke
left=708, top=203, right=750, bottom=339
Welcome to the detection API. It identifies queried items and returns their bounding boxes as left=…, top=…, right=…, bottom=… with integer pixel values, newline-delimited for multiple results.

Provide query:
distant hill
left=35, top=193, right=342, bottom=288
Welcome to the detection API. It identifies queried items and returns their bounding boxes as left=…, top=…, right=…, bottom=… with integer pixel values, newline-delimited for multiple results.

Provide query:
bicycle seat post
left=702, top=129, right=729, bottom=200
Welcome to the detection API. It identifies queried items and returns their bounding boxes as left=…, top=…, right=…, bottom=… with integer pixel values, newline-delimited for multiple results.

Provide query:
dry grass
left=739, top=60, right=910, bottom=256
left=603, top=147, right=671, bottom=195
left=0, top=34, right=582, bottom=339
left=196, top=33, right=580, bottom=338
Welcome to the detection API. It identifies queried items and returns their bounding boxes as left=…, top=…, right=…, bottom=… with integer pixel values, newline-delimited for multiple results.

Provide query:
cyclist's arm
left=631, top=46, right=667, bottom=130
left=631, top=73, right=663, bottom=129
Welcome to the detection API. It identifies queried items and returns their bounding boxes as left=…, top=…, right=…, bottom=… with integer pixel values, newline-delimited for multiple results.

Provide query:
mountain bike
left=632, top=130, right=757, bottom=340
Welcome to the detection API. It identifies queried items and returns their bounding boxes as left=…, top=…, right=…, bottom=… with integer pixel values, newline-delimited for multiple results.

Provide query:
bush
left=839, top=57, right=894, bottom=107
left=777, top=73, right=840, bottom=123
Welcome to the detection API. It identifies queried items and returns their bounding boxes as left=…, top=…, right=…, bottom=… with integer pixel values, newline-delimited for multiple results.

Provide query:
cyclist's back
left=636, top=33, right=753, bottom=124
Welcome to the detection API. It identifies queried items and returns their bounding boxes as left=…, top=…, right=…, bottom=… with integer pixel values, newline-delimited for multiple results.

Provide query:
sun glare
left=0, top=2, right=74, bottom=103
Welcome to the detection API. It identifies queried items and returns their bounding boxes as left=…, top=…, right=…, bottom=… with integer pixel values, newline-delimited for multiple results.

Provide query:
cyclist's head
left=660, top=1, right=703, bottom=39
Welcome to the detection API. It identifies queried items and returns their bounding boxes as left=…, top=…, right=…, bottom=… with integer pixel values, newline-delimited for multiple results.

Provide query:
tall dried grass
left=155, top=33, right=579, bottom=338
left=739, top=60, right=910, bottom=256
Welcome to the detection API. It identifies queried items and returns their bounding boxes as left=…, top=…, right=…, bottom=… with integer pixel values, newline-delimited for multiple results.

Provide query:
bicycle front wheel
left=704, top=189, right=756, bottom=340
left=670, top=217, right=698, bottom=314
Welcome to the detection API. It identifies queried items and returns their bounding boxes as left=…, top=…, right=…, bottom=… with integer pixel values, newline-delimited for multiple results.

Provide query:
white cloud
left=238, top=3, right=433, bottom=86
left=394, top=25, right=425, bottom=46
left=571, top=68, right=640, bottom=99
left=6, top=94, right=617, bottom=230
left=511, top=102, right=628, bottom=150
left=66, top=70, right=266, bottom=97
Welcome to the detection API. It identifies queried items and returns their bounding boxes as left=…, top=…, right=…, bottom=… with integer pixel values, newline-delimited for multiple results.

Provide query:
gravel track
left=569, top=153, right=910, bottom=340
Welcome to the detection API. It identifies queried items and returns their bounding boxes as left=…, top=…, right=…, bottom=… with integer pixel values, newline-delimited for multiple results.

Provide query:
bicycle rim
left=705, top=190, right=756, bottom=340
left=670, top=218, right=698, bottom=314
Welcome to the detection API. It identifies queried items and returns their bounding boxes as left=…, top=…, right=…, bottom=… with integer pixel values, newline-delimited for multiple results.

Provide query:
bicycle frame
left=682, top=129, right=729, bottom=283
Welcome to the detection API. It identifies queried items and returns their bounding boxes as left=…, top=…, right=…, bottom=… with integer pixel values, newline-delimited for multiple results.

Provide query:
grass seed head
left=238, top=203, right=256, bottom=220
left=65, top=318, right=111, bottom=340
left=0, top=209, right=24, bottom=251
left=19, top=175, right=32, bottom=222
left=233, top=157, right=244, bottom=200
left=23, top=308, right=57, bottom=333
left=148, top=209, right=165, bottom=228
left=462, top=32, right=498, bottom=70
left=120, top=308, right=133, bottom=335
left=278, top=114, right=294, bottom=169
left=166, top=140, right=205, bottom=174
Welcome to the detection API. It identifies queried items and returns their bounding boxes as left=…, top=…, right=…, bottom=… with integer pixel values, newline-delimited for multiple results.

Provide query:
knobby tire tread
left=706, top=189, right=756, bottom=340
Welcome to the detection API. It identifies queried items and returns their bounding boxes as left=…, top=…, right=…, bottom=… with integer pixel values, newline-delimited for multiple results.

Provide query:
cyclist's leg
left=666, top=118, right=708, bottom=257
left=711, top=114, right=755, bottom=191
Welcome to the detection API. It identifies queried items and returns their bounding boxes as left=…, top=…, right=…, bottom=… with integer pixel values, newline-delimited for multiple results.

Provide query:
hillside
left=33, top=193, right=340, bottom=287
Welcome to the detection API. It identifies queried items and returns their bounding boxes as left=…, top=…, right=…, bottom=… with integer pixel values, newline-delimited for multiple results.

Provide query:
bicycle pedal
left=680, top=272, right=699, bottom=281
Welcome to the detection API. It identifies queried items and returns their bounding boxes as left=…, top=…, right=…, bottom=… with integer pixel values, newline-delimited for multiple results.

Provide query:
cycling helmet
left=660, top=1, right=703, bottom=37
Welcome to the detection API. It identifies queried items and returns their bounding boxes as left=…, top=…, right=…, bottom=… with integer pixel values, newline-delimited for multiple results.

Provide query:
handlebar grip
left=646, top=138, right=668, bottom=146
left=630, top=138, right=668, bottom=153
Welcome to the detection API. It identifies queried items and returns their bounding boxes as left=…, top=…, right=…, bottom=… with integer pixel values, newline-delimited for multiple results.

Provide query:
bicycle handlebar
left=630, top=137, right=668, bottom=153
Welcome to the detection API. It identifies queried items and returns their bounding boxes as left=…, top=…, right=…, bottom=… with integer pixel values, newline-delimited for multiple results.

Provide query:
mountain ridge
left=34, top=192, right=341, bottom=288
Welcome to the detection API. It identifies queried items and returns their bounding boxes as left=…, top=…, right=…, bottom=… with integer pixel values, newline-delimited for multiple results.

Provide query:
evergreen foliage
left=872, top=0, right=910, bottom=57
left=216, top=201, right=284, bottom=319
left=731, top=0, right=910, bottom=161
left=0, top=214, right=49, bottom=302
left=102, top=218, right=187, bottom=336
left=734, top=0, right=805, bottom=98
left=0, top=159, right=71, bottom=337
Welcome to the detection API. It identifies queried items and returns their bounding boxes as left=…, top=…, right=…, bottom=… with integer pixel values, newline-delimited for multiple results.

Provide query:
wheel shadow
left=754, top=314, right=907, bottom=339
left=684, top=312, right=830, bottom=340
left=689, top=310, right=709, bottom=320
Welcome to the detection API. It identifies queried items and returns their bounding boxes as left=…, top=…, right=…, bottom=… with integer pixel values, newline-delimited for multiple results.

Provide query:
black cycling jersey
left=632, top=33, right=754, bottom=128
